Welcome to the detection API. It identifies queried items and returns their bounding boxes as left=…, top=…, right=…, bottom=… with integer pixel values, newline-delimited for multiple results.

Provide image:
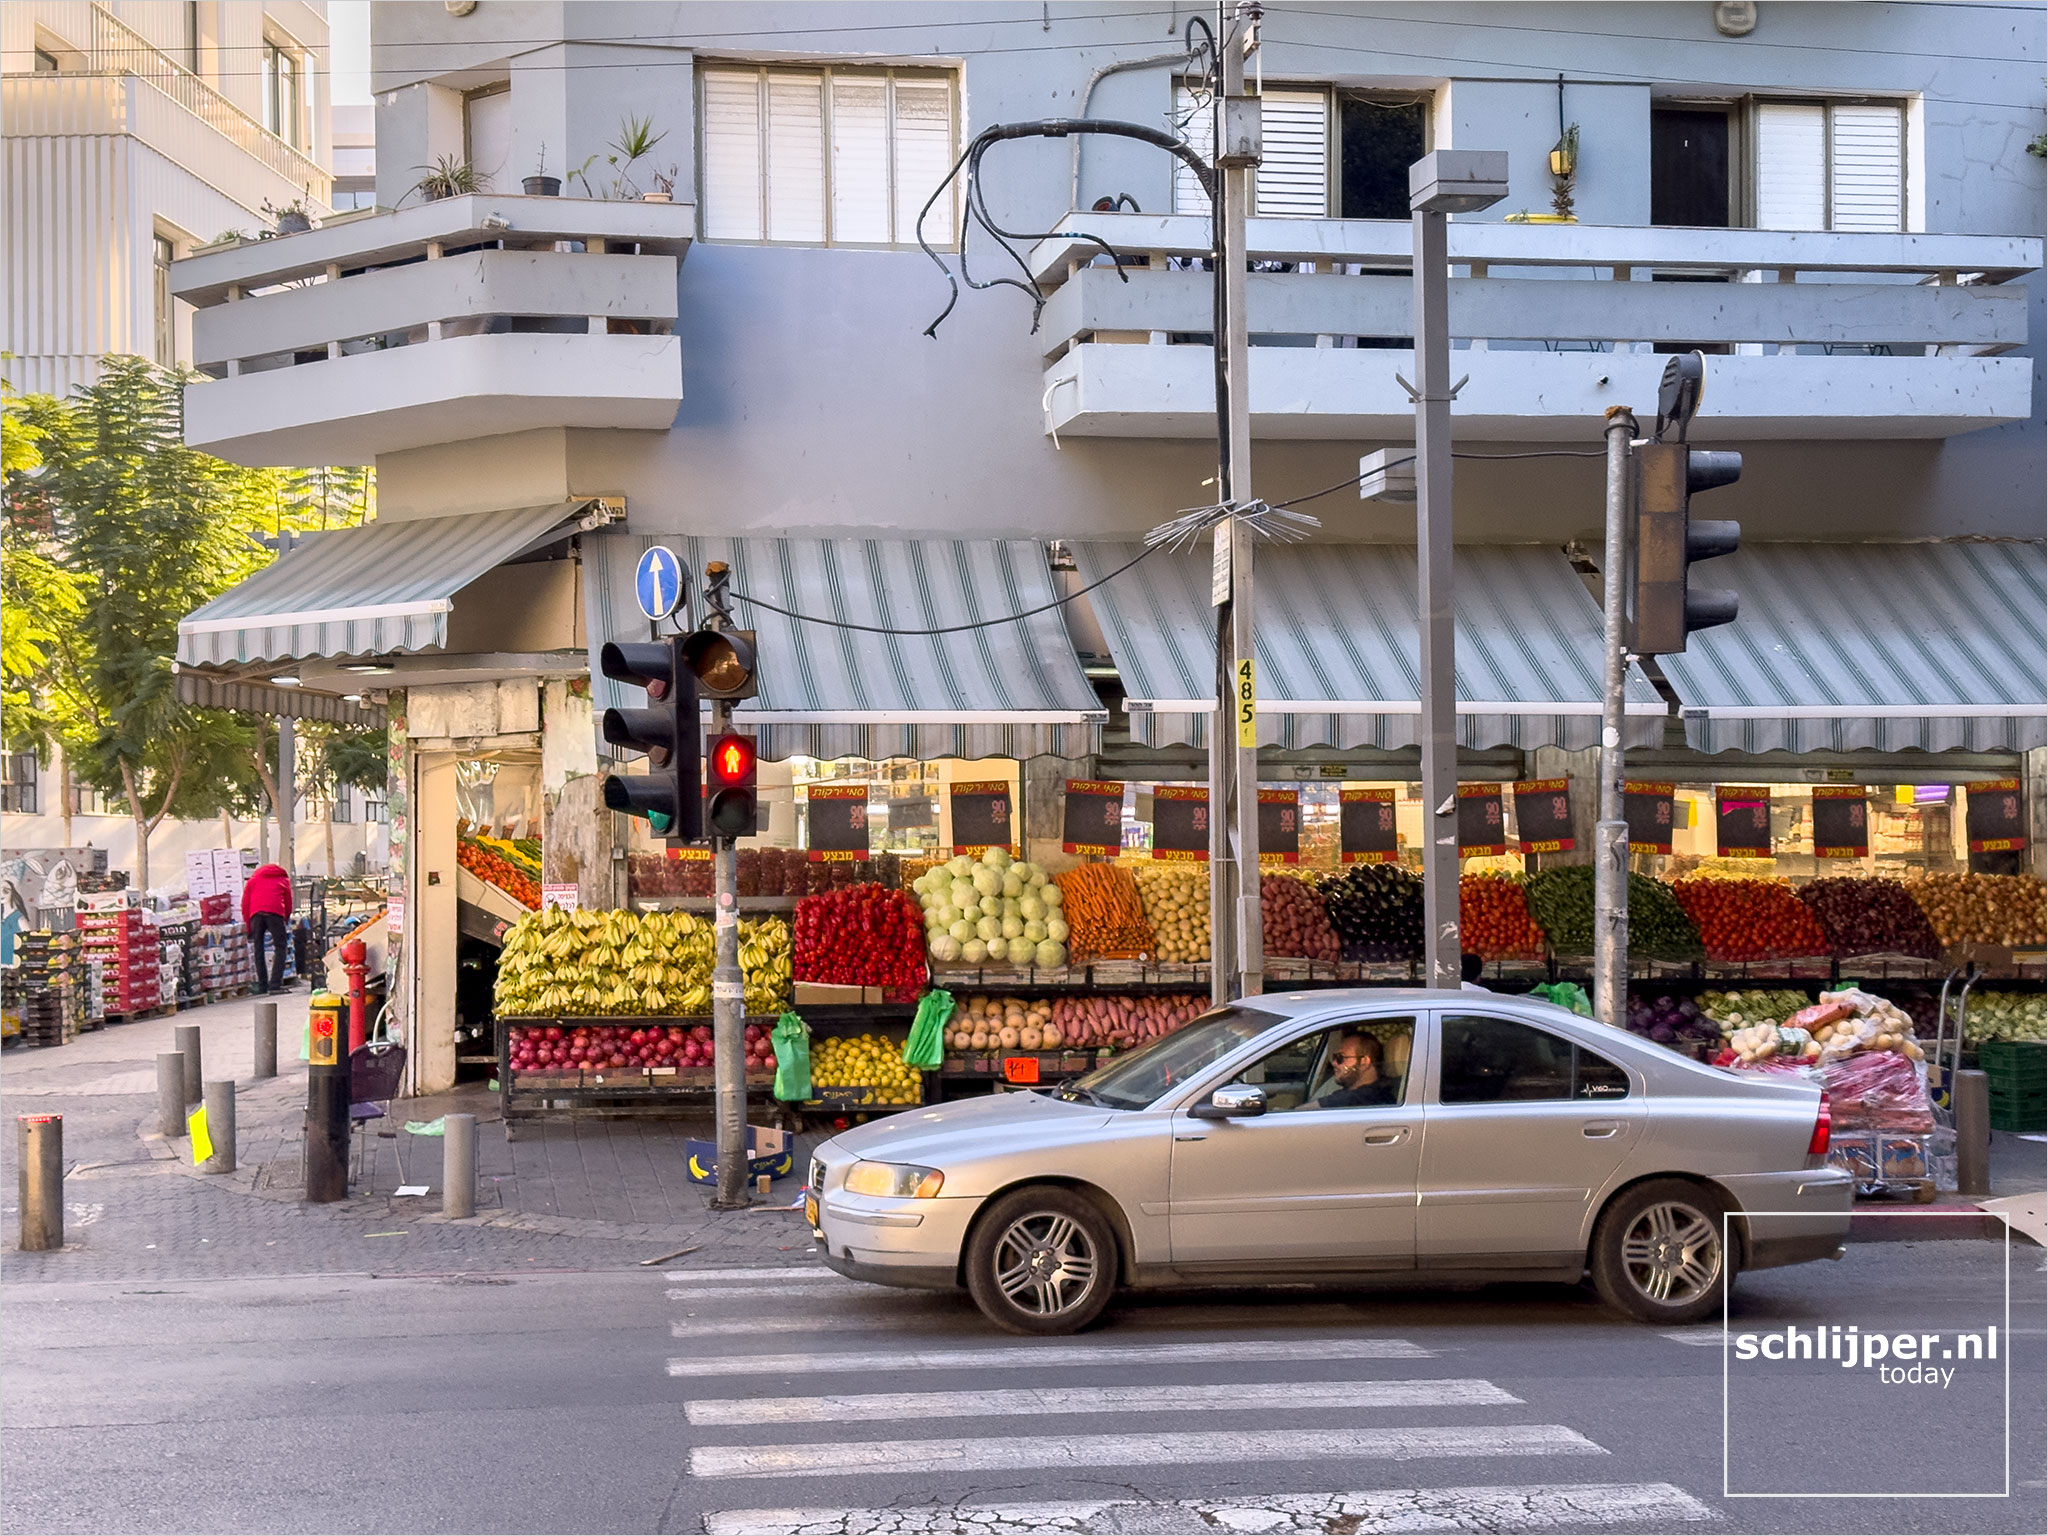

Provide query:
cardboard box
left=685, top=1124, right=792, bottom=1185
left=793, top=982, right=879, bottom=1007
left=211, top=849, right=246, bottom=885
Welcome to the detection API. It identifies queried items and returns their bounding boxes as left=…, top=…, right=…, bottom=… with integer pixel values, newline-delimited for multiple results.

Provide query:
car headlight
left=843, top=1161, right=945, bottom=1199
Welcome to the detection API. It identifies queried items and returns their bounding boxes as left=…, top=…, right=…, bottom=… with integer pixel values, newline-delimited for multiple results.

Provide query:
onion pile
left=1133, top=865, right=1211, bottom=962
left=1261, top=873, right=1339, bottom=961
left=1904, top=872, right=2047, bottom=947
left=1799, top=877, right=1940, bottom=959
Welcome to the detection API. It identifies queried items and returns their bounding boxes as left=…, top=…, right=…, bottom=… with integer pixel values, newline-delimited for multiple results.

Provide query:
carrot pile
left=1052, top=864, right=1156, bottom=958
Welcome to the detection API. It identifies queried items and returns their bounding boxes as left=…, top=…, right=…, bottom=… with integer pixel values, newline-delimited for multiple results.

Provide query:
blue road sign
left=635, top=545, right=686, bottom=622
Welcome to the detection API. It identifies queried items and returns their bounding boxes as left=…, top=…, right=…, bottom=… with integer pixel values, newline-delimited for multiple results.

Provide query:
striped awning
left=1073, top=541, right=1667, bottom=751
left=177, top=502, right=586, bottom=667
left=1657, top=541, right=2047, bottom=753
left=174, top=671, right=386, bottom=726
left=587, top=535, right=1107, bottom=761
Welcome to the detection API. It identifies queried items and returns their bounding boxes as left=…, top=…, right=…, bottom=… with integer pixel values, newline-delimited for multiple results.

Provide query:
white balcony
left=1027, top=215, right=2040, bottom=441
left=172, top=195, right=694, bottom=465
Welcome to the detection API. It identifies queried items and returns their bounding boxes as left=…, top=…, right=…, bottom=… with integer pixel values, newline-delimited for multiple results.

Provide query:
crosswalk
left=663, top=1261, right=1719, bottom=1536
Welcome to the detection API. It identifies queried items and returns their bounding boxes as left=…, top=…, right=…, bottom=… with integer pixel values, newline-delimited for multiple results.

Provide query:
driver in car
left=1312, top=1031, right=1398, bottom=1108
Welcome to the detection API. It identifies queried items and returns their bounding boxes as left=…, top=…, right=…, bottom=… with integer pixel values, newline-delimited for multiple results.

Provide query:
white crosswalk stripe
left=665, top=1266, right=837, bottom=1283
left=666, top=1336, right=1429, bottom=1378
left=670, top=1299, right=1371, bottom=1338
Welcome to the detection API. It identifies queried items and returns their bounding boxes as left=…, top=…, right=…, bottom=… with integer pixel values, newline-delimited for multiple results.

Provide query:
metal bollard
left=303, top=994, right=348, bottom=1202
left=1954, top=1069, right=1992, bottom=1197
left=18, top=1115, right=63, bottom=1252
left=157, top=1052, right=188, bottom=1138
left=253, top=1001, right=277, bottom=1080
left=443, top=1114, right=477, bottom=1218
left=173, top=1024, right=203, bottom=1104
left=201, top=1081, right=236, bottom=1174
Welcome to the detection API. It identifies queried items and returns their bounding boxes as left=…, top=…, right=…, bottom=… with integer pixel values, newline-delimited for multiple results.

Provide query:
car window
left=1062, top=1005, right=1280, bottom=1110
left=1256, top=1016, right=1415, bottom=1112
left=1439, top=1013, right=1631, bottom=1104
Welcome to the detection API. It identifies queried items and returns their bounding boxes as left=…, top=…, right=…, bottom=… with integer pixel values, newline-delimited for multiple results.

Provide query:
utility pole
left=700, top=563, right=748, bottom=1212
left=1594, top=406, right=1638, bottom=1028
left=1209, top=0, right=1261, bottom=1005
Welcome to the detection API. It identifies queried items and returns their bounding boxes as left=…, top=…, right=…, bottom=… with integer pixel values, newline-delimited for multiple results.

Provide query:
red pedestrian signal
left=706, top=731, right=759, bottom=838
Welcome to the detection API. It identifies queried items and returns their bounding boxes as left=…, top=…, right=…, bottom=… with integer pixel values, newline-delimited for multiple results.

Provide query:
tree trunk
left=118, top=759, right=149, bottom=893
left=56, top=743, right=73, bottom=846
left=325, top=808, right=336, bottom=878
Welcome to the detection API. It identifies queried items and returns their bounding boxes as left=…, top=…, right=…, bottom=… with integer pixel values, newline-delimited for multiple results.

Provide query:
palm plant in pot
left=409, top=152, right=481, bottom=204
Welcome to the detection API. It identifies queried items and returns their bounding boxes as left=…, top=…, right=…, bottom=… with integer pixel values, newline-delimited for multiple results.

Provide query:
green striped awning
left=1657, top=541, right=2047, bottom=753
left=177, top=502, right=586, bottom=667
left=587, top=535, right=1107, bottom=761
left=1073, top=541, right=1667, bottom=751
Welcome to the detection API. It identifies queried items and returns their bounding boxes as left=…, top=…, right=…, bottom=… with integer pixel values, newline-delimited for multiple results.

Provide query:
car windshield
left=1056, top=1005, right=1281, bottom=1111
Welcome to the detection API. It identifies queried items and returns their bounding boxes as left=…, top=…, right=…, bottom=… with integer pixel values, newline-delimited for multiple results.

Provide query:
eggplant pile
left=1625, top=991, right=1721, bottom=1049
left=1315, top=865, right=1424, bottom=961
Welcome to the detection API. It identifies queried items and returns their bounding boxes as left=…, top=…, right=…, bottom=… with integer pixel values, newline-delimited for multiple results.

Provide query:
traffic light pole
left=709, top=693, right=748, bottom=1212
left=1594, top=406, right=1638, bottom=1029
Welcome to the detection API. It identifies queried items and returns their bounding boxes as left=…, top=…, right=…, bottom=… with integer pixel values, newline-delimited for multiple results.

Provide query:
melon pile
left=913, top=849, right=1069, bottom=968
left=947, top=994, right=1063, bottom=1051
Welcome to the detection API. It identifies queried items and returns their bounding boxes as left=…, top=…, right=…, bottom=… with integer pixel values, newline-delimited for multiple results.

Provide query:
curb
left=1849, top=1204, right=2027, bottom=1243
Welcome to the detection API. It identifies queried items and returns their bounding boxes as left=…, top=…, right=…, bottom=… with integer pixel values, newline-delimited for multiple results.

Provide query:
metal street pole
left=703, top=564, right=749, bottom=1211
left=1594, top=406, right=1638, bottom=1027
left=1209, top=0, right=1262, bottom=1004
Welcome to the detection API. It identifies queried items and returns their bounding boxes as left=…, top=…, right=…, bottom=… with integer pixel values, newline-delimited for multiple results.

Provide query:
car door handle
left=1582, top=1123, right=1623, bottom=1139
left=1362, top=1127, right=1409, bottom=1145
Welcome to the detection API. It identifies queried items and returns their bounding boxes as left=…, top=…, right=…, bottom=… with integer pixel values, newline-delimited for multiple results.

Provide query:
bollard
left=173, top=1024, right=203, bottom=1104
left=254, top=1001, right=277, bottom=1080
left=18, top=1115, right=63, bottom=1251
left=157, top=1052, right=188, bottom=1138
left=1954, top=1069, right=1992, bottom=1197
left=303, top=993, right=348, bottom=1202
left=443, top=1113, right=476, bottom=1219
left=201, top=1081, right=236, bottom=1174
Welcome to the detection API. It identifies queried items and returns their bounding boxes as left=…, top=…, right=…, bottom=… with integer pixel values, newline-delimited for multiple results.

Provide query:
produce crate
left=1980, top=1040, right=2046, bottom=1132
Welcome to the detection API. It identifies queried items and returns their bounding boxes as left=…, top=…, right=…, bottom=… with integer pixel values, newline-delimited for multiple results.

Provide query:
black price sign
left=1257, top=789, right=1300, bottom=864
left=1062, top=780, right=1124, bottom=856
left=1715, top=785, right=1773, bottom=858
left=887, top=795, right=935, bottom=832
left=1339, top=788, right=1399, bottom=864
left=806, top=782, right=870, bottom=861
left=1513, top=778, right=1575, bottom=854
left=1151, top=785, right=1209, bottom=862
left=1966, top=778, right=2025, bottom=853
left=1624, top=781, right=1676, bottom=855
left=949, top=780, right=1015, bottom=856
left=1457, top=783, right=1508, bottom=858
left=1811, top=786, right=1869, bottom=859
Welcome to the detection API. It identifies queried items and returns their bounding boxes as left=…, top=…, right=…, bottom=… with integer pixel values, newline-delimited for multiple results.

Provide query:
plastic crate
left=1979, top=1040, right=2046, bottom=1087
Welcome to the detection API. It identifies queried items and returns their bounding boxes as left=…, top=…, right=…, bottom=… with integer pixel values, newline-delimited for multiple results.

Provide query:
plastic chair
left=348, top=1041, right=407, bottom=1190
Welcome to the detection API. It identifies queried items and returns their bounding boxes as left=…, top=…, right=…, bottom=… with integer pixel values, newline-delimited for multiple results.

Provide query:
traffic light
left=598, top=637, right=702, bottom=841
left=680, top=628, right=758, bottom=702
left=705, top=731, right=759, bottom=838
left=1628, top=442, right=1742, bottom=656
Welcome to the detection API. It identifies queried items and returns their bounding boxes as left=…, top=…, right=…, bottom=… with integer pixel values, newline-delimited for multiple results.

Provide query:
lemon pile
left=812, top=1032, right=922, bottom=1106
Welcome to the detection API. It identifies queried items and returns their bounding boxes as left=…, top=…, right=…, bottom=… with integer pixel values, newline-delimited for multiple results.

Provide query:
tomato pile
left=794, top=883, right=928, bottom=988
left=1459, top=872, right=1546, bottom=960
left=457, top=837, right=539, bottom=909
left=1673, top=876, right=1830, bottom=961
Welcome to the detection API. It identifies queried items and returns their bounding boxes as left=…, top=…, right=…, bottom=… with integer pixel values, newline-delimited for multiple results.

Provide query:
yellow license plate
left=804, top=1194, right=819, bottom=1229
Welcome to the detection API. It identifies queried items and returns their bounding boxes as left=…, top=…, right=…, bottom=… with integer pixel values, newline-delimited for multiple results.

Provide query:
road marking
left=701, top=1481, right=1714, bottom=1535
left=1662, top=1329, right=1732, bottom=1347
left=690, top=1423, right=1605, bottom=1479
left=668, top=1281, right=858, bottom=1300
left=685, top=1377, right=1520, bottom=1426
left=669, top=1301, right=1368, bottom=1337
left=666, top=1337, right=1428, bottom=1379
left=665, top=1266, right=834, bottom=1283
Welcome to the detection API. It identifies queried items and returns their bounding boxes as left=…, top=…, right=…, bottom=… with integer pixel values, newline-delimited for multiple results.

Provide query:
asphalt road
left=4, top=1240, right=2041, bottom=1535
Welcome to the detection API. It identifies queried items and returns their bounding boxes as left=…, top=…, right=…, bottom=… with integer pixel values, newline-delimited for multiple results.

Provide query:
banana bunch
left=493, top=906, right=793, bottom=1021
left=739, top=917, right=794, bottom=1016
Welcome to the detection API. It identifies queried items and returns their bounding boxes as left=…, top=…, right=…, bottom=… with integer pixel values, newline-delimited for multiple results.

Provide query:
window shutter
left=702, top=70, right=764, bottom=241
left=891, top=79, right=955, bottom=245
left=1254, top=89, right=1328, bottom=217
left=1753, top=102, right=1825, bottom=230
left=765, top=73, right=825, bottom=242
left=830, top=76, right=891, bottom=243
left=1828, top=103, right=1903, bottom=231
left=1173, top=84, right=1213, bottom=216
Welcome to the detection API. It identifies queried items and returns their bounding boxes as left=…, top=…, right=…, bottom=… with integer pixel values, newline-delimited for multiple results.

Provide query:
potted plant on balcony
left=261, top=197, right=313, bottom=235
left=645, top=165, right=680, bottom=203
left=409, top=153, right=481, bottom=204
left=523, top=145, right=561, bottom=197
left=571, top=113, right=667, bottom=199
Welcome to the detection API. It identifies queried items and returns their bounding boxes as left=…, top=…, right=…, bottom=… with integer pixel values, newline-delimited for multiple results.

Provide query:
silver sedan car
left=808, top=989, right=1851, bottom=1334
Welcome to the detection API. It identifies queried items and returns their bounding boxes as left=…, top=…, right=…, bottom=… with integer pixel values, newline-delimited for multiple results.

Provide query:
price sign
left=1339, top=788, right=1399, bottom=864
left=1235, top=658, right=1257, bottom=748
left=1624, top=781, right=1676, bottom=855
left=1456, top=783, right=1508, bottom=858
left=541, top=884, right=579, bottom=912
left=1513, top=778, right=1575, bottom=854
left=1966, top=778, right=2025, bottom=853
left=1257, top=788, right=1300, bottom=864
left=806, top=782, right=870, bottom=861
left=949, top=780, right=1015, bottom=856
left=1712, top=786, right=1773, bottom=858
left=1062, top=779, right=1124, bottom=855
left=1151, top=785, right=1210, bottom=861
left=1811, top=786, right=1870, bottom=859
left=887, top=795, right=935, bottom=831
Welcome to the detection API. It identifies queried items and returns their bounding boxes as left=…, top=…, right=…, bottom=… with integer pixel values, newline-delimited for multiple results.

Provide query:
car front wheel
left=964, top=1186, right=1119, bottom=1336
left=1590, top=1179, right=1733, bottom=1325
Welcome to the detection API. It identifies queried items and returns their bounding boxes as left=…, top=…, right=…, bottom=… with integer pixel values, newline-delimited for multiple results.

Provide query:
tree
left=297, top=721, right=390, bottom=875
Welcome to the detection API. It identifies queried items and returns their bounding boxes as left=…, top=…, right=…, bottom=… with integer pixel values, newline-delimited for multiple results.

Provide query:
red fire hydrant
left=341, top=937, right=369, bottom=1053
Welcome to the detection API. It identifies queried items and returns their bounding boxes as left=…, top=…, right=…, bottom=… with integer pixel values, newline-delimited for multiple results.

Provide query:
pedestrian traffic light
left=598, top=637, right=702, bottom=841
left=1628, top=442, right=1743, bottom=656
left=680, top=628, right=758, bottom=702
left=705, top=730, right=759, bottom=838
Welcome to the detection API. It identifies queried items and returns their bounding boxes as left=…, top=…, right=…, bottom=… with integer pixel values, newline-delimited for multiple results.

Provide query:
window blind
left=1173, top=85, right=1330, bottom=217
left=830, top=77, right=892, bottom=244
left=702, top=69, right=765, bottom=240
left=1755, top=100, right=1904, bottom=232
left=766, top=73, right=825, bottom=242
left=893, top=80, right=956, bottom=244
left=1828, top=104, right=1904, bottom=231
left=1754, top=102, right=1826, bottom=230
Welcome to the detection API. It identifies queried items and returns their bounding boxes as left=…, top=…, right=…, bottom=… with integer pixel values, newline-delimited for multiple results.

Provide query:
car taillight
left=1808, top=1094, right=1831, bottom=1156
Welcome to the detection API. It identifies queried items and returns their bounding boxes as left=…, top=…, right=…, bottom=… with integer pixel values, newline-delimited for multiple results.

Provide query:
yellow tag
left=1235, top=658, right=1257, bottom=748
left=188, top=1105, right=213, bottom=1165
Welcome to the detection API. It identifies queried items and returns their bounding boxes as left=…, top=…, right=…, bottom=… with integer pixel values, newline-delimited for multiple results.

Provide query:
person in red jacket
left=241, top=863, right=293, bottom=995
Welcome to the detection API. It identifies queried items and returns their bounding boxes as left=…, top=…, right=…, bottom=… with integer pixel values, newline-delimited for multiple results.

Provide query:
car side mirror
left=1189, top=1083, right=1267, bottom=1120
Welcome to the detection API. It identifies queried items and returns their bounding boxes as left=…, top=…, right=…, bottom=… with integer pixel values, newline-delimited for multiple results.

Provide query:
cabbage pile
left=911, top=849, right=1069, bottom=969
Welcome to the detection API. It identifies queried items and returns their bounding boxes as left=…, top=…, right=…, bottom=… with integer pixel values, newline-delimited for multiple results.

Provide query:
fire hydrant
left=341, top=937, right=369, bottom=1053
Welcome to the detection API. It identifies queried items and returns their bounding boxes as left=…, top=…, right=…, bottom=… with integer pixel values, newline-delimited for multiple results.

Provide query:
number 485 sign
left=1235, top=659, right=1257, bottom=748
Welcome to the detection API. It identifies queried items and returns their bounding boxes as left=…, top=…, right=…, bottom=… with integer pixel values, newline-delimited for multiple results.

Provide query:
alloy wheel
left=992, top=1212, right=1099, bottom=1317
left=1620, top=1200, right=1721, bottom=1305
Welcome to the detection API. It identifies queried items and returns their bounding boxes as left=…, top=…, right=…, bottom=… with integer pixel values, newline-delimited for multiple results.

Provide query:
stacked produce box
left=190, top=894, right=254, bottom=997
left=5, top=932, right=80, bottom=1045
left=76, top=897, right=162, bottom=1017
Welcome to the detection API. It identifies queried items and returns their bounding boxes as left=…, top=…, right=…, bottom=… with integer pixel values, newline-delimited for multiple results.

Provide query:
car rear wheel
left=1591, top=1179, right=1732, bottom=1325
left=964, top=1186, right=1118, bottom=1336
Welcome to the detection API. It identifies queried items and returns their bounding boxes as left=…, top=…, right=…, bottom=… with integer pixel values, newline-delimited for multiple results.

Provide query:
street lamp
left=1407, top=148, right=1508, bottom=989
